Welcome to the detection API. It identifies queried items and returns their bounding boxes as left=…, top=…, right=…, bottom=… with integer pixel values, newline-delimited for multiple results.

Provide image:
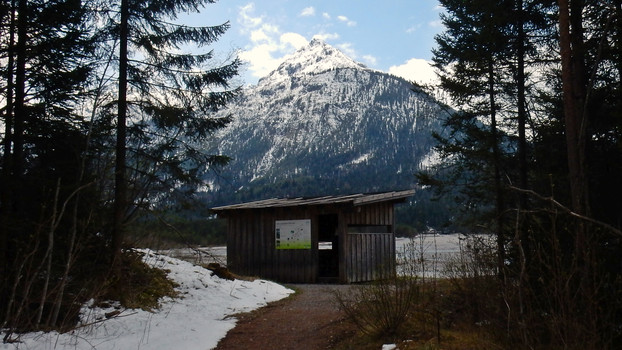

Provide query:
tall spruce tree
left=0, top=0, right=95, bottom=331
left=97, top=0, right=240, bottom=262
left=428, top=0, right=557, bottom=274
left=430, top=0, right=515, bottom=272
left=428, top=0, right=622, bottom=346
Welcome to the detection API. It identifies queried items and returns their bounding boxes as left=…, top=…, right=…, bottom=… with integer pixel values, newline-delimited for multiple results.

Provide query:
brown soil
left=214, top=284, right=358, bottom=350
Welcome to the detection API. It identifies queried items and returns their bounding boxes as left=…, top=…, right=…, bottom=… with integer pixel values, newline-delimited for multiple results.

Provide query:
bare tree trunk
left=557, top=1, right=596, bottom=345
left=113, top=0, right=129, bottom=264
left=515, top=0, right=531, bottom=268
left=12, top=0, right=27, bottom=204
left=1, top=0, right=29, bottom=330
left=2, top=0, right=16, bottom=172
left=36, top=179, right=61, bottom=325
left=488, top=60, right=505, bottom=276
left=0, top=0, right=17, bottom=318
left=558, top=0, right=589, bottom=221
left=49, top=200, right=79, bottom=326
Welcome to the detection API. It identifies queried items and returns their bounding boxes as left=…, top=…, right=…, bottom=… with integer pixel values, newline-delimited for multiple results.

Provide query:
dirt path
left=214, top=284, right=357, bottom=350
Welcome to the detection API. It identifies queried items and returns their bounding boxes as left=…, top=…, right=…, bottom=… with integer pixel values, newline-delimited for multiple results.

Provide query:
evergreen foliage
left=0, top=0, right=237, bottom=335
left=100, top=0, right=240, bottom=261
left=425, top=0, right=622, bottom=347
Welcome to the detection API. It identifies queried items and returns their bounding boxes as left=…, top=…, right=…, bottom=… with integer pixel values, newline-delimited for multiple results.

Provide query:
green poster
left=275, top=219, right=311, bottom=249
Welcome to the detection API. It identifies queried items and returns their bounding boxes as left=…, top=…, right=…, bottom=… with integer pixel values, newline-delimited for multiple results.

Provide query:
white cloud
left=337, top=15, right=356, bottom=27
left=281, top=32, right=308, bottom=50
left=336, top=42, right=357, bottom=58
left=300, top=7, right=315, bottom=17
left=238, top=31, right=310, bottom=80
left=248, top=23, right=279, bottom=45
left=249, top=29, right=269, bottom=43
left=429, top=19, right=443, bottom=28
left=238, top=3, right=262, bottom=29
left=388, top=58, right=439, bottom=86
left=406, top=23, right=422, bottom=34
left=362, top=55, right=377, bottom=66
left=237, top=3, right=289, bottom=81
left=238, top=43, right=281, bottom=79
left=236, top=3, right=360, bottom=84
left=312, top=32, right=339, bottom=42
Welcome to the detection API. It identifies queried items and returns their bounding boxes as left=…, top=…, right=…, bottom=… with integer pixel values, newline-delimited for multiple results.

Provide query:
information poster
left=275, top=219, right=311, bottom=249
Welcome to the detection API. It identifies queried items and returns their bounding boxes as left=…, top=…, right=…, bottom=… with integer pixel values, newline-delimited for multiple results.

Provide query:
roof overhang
left=211, top=189, right=415, bottom=212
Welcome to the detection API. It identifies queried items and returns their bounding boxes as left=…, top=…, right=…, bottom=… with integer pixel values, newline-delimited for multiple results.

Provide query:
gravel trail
left=214, top=284, right=357, bottom=350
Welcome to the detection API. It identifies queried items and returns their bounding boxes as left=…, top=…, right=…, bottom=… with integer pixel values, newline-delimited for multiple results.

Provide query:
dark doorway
left=318, top=214, right=339, bottom=280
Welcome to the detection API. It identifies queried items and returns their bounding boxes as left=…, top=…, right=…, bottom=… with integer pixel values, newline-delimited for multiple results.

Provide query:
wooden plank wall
left=341, top=202, right=396, bottom=283
left=345, top=233, right=394, bottom=282
left=226, top=207, right=319, bottom=283
left=226, top=201, right=397, bottom=284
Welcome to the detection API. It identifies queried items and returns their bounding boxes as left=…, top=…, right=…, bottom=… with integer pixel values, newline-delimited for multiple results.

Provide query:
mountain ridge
left=204, top=40, right=447, bottom=205
left=259, top=38, right=369, bottom=86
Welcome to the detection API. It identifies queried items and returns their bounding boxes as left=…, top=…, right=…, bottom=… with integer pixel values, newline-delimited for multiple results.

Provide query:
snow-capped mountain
left=205, top=39, right=446, bottom=204
left=263, top=38, right=368, bottom=83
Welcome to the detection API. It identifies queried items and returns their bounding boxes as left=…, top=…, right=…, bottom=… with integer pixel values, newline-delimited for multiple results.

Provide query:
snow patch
left=261, top=38, right=369, bottom=85
left=350, top=152, right=372, bottom=165
left=419, top=149, right=441, bottom=169
left=1, top=249, right=293, bottom=350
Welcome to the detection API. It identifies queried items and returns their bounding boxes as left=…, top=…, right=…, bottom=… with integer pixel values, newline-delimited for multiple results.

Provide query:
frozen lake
left=161, top=233, right=485, bottom=278
left=395, top=234, right=468, bottom=278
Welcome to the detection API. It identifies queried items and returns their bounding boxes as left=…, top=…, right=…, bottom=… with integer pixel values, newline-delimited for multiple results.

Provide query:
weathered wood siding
left=340, top=202, right=395, bottom=283
left=345, top=233, right=394, bottom=283
left=226, top=207, right=319, bottom=283
left=225, top=200, right=397, bottom=283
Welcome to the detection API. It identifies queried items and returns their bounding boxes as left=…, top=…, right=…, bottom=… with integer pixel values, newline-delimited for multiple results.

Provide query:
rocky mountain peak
left=205, top=37, right=447, bottom=205
left=259, top=39, right=368, bottom=85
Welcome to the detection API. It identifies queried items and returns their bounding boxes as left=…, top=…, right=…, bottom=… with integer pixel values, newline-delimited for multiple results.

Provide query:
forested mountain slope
left=204, top=39, right=447, bottom=207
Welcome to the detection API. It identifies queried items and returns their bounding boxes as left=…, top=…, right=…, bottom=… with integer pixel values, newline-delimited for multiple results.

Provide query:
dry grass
left=332, top=282, right=507, bottom=350
left=99, top=250, right=178, bottom=311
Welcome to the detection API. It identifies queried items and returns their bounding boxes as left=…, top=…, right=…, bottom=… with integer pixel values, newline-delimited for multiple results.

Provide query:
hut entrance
left=318, top=214, right=339, bottom=280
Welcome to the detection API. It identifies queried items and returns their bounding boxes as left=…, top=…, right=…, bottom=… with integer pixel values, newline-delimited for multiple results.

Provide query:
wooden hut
left=211, top=189, right=414, bottom=283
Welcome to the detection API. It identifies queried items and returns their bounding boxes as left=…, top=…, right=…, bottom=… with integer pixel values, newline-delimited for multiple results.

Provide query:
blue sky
left=181, top=1, right=444, bottom=86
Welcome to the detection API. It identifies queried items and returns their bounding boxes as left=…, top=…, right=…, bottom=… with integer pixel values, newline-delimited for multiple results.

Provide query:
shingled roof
left=211, top=189, right=415, bottom=211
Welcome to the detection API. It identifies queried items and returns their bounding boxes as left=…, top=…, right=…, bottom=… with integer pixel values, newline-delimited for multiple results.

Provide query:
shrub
left=333, top=276, right=421, bottom=338
left=99, top=250, right=178, bottom=311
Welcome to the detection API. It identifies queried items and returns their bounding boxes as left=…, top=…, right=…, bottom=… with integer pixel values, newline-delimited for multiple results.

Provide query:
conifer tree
left=0, top=0, right=239, bottom=332
left=96, top=0, right=241, bottom=261
left=428, top=0, right=556, bottom=273
left=431, top=0, right=515, bottom=271
left=428, top=0, right=622, bottom=346
left=0, top=0, right=95, bottom=331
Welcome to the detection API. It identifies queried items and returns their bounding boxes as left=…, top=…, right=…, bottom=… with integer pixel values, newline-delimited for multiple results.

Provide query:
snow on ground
left=1, top=249, right=293, bottom=350
left=159, top=245, right=227, bottom=267
left=1, top=234, right=470, bottom=350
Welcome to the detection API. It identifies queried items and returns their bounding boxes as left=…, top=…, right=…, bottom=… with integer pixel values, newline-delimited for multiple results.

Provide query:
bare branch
left=508, top=185, right=622, bottom=237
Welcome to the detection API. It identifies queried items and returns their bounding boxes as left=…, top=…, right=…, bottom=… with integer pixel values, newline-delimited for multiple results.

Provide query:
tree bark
left=558, top=0, right=588, bottom=219
left=516, top=1, right=527, bottom=190
left=12, top=0, right=27, bottom=210
left=0, top=0, right=17, bottom=311
left=488, top=60, right=505, bottom=276
left=113, top=0, right=129, bottom=263
left=516, top=0, right=531, bottom=269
